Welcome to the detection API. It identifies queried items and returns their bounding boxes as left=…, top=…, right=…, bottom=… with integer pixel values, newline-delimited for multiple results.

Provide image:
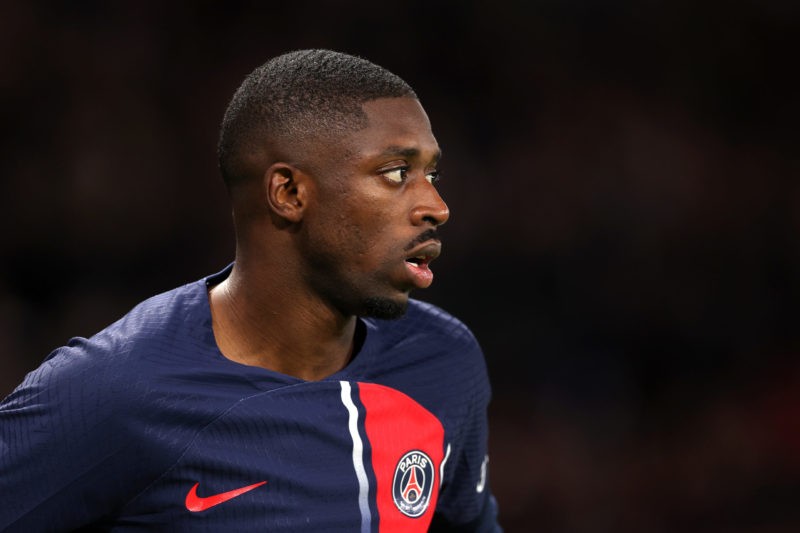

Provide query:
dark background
left=2, top=1, right=799, bottom=531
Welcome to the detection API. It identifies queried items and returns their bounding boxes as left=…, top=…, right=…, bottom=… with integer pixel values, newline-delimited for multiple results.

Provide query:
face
left=298, top=97, right=450, bottom=319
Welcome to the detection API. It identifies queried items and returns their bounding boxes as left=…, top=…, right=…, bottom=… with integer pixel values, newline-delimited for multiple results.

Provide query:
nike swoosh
left=185, top=480, right=267, bottom=512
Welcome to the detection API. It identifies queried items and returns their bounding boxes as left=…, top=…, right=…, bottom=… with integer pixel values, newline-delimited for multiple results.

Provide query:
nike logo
left=185, top=480, right=267, bottom=512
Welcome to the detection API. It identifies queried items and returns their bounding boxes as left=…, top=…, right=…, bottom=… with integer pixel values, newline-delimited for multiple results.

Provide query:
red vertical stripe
left=358, top=382, right=445, bottom=533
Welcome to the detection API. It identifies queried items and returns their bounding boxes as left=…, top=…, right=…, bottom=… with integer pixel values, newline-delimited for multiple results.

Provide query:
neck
left=209, top=262, right=358, bottom=381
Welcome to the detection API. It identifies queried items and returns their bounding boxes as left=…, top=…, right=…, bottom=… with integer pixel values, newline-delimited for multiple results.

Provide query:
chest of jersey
left=116, top=380, right=445, bottom=532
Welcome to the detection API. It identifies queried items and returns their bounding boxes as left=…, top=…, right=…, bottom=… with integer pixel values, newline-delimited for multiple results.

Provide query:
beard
left=300, top=221, right=411, bottom=320
left=361, top=296, right=408, bottom=320
left=303, top=253, right=411, bottom=320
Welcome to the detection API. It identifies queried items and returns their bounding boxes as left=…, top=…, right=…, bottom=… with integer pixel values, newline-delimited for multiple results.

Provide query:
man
left=0, top=49, right=500, bottom=531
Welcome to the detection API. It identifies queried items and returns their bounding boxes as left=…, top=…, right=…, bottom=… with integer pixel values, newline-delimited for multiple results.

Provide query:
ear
left=265, top=163, right=309, bottom=223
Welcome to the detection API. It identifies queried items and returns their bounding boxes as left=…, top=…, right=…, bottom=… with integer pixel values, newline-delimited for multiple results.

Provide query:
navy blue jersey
left=1, top=266, right=499, bottom=531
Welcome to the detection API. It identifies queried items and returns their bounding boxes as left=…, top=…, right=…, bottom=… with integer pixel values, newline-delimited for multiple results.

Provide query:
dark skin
left=209, top=97, right=449, bottom=381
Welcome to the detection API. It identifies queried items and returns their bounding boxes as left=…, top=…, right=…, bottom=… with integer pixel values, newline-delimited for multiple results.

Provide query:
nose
left=410, top=179, right=450, bottom=227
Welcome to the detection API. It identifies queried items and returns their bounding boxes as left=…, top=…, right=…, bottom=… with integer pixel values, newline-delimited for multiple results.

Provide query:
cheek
left=311, top=180, right=401, bottom=267
left=335, top=210, right=396, bottom=269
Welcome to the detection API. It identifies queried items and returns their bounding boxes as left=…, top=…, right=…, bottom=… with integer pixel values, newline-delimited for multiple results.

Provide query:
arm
left=0, top=339, right=159, bottom=531
left=430, top=342, right=501, bottom=532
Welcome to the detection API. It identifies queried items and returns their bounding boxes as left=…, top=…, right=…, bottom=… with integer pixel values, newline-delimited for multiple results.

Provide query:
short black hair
left=218, top=49, right=417, bottom=187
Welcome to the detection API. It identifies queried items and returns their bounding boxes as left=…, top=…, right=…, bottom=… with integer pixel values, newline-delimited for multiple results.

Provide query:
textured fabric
left=0, top=266, right=499, bottom=531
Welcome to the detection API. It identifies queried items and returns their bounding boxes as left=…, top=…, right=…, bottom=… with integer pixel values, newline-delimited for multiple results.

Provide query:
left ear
left=264, top=162, right=310, bottom=223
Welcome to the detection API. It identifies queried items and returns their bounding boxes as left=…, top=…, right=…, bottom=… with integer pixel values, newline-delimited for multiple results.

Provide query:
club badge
left=392, top=450, right=435, bottom=517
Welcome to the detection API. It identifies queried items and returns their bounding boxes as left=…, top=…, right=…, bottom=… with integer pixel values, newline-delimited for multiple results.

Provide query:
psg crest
left=392, top=450, right=435, bottom=517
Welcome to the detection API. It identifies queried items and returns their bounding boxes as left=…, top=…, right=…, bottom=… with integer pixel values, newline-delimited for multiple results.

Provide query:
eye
left=382, top=167, right=408, bottom=184
left=425, top=171, right=441, bottom=185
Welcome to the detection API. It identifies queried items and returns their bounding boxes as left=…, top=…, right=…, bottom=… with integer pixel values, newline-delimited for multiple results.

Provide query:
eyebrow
left=380, top=145, right=442, bottom=164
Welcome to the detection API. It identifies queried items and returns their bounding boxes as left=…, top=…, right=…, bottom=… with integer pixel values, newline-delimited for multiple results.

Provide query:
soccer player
left=0, top=49, right=500, bottom=531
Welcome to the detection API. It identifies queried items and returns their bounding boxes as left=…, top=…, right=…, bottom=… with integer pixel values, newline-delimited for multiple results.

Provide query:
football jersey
left=0, top=266, right=499, bottom=531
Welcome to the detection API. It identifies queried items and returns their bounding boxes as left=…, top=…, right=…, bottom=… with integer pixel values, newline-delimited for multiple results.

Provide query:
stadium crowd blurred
left=2, top=1, right=798, bottom=530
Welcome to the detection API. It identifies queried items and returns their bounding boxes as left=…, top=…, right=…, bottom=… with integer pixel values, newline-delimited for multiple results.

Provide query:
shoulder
left=4, top=277, right=210, bottom=411
left=371, top=298, right=483, bottom=357
left=361, top=299, right=490, bottom=410
left=103, top=277, right=211, bottom=350
left=2, top=275, right=218, bottom=426
left=405, top=298, right=480, bottom=347
left=407, top=298, right=489, bottom=388
left=402, top=299, right=486, bottom=378
left=370, top=297, right=484, bottom=356
left=75, top=276, right=213, bottom=367
left=0, top=277, right=225, bottom=528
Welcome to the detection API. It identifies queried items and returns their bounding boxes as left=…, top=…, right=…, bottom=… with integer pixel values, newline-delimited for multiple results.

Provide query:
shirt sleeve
left=429, top=339, right=502, bottom=532
left=0, top=339, right=157, bottom=531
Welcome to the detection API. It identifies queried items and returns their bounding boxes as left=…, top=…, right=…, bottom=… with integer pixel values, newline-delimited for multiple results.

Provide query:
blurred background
left=2, top=1, right=799, bottom=530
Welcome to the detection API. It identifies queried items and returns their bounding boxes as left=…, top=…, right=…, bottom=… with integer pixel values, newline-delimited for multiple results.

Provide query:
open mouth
left=405, top=255, right=430, bottom=267
left=402, top=241, right=440, bottom=289
left=404, top=240, right=441, bottom=265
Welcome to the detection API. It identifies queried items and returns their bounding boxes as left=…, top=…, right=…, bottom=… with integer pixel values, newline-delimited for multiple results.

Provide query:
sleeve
left=430, top=339, right=501, bottom=532
left=0, top=339, right=158, bottom=531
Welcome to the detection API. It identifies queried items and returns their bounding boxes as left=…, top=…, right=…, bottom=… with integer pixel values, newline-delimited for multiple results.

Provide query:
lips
left=403, top=241, right=441, bottom=289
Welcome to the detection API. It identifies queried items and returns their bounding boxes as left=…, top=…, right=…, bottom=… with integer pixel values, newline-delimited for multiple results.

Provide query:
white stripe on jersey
left=340, top=381, right=371, bottom=533
left=439, top=443, right=451, bottom=491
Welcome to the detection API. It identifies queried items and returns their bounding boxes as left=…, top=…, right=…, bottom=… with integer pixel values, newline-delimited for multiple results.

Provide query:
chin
left=361, top=296, right=409, bottom=320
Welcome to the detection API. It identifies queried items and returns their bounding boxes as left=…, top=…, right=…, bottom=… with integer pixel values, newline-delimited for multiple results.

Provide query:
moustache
left=404, top=229, right=441, bottom=251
